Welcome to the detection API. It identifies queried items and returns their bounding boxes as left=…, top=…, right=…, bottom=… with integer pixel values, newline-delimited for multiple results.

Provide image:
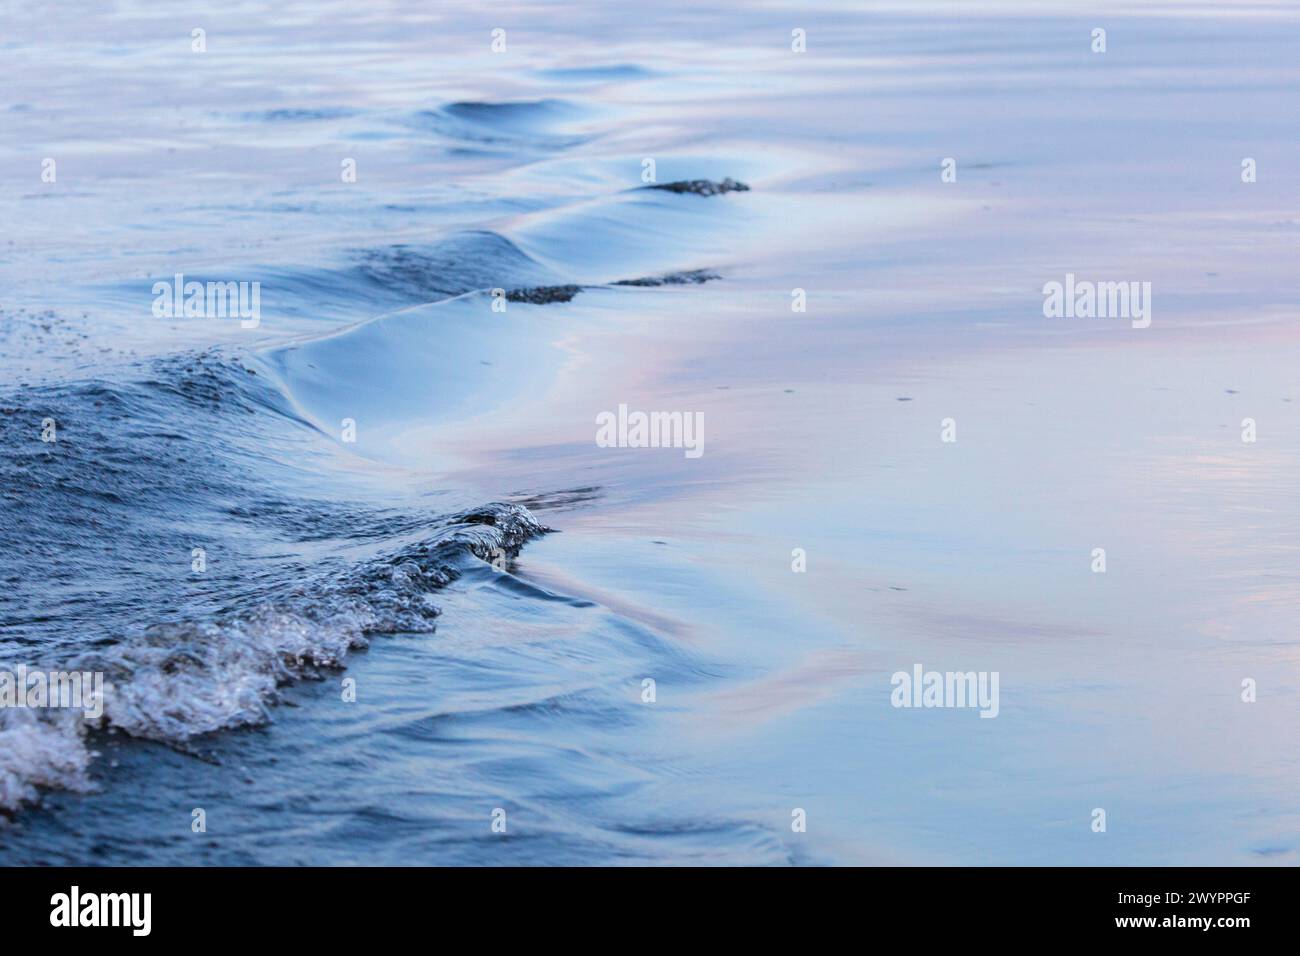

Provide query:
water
left=2, top=1, right=1299, bottom=864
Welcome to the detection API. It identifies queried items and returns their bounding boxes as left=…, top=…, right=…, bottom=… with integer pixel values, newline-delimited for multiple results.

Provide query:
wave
left=0, top=350, right=548, bottom=811
left=119, top=231, right=561, bottom=331
left=506, top=187, right=750, bottom=283
left=258, top=291, right=571, bottom=469
left=350, top=231, right=559, bottom=302
left=0, top=498, right=544, bottom=812
left=409, top=99, right=593, bottom=148
left=0, top=710, right=93, bottom=813
left=2, top=118, right=758, bottom=812
left=85, top=500, right=547, bottom=743
left=115, top=163, right=754, bottom=343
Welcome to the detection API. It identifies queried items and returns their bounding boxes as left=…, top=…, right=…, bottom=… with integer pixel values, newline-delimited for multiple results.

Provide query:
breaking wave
left=0, top=350, right=547, bottom=811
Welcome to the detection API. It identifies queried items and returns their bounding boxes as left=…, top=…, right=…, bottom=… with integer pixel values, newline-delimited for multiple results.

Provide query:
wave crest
left=1, top=502, right=548, bottom=810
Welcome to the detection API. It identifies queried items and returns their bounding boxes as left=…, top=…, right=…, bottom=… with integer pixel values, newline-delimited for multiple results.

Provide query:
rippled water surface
left=2, top=1, right=1300, bottom=864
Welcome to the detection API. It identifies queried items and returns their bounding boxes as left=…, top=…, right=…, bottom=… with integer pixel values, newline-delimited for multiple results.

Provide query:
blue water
left=3, top=1, right=1300, bottom=865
